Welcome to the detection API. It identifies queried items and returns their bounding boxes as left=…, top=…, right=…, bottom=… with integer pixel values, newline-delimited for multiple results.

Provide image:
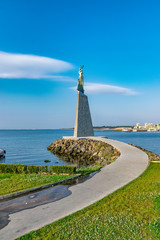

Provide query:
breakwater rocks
left=48, top=139, right=120, bottom=166
left=130, top=144, right=160, bottom=162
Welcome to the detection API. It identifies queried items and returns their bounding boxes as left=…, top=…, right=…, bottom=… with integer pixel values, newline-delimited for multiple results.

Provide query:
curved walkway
left=0, top=137, right=149, bottom=240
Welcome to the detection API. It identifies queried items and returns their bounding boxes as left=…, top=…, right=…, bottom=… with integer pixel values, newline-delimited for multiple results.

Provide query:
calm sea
left=0, top=129, right=160, bottom=166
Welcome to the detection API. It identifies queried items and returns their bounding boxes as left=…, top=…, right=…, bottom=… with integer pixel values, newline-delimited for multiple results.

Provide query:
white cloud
left=0, top=51, right=74, bottom=80
left=72, top=82, right=138, bottom=95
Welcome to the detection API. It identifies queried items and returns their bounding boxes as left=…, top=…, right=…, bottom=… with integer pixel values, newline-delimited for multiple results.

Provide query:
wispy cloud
left=71, top=82, right=138, bottom=95
left=0, top=51, right=74, bottom=80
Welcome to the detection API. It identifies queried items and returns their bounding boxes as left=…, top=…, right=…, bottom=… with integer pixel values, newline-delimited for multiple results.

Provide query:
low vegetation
left=0, top=164, right=102, bottom=197
left=0, top=157, right=104, bottom=197
left=17, top=157, right=160, bottom=239
left=0, top=164, right=76, bottom=175
left=76, top=165, right=102, bottom=176
left=0, top=164, right=77, bottom=196
left=0, top=173, right=75, bottom=196
left=49, top=165, right=76, bottom=174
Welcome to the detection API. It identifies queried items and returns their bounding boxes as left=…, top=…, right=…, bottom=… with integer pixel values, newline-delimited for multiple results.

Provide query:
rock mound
left=48, top=139, right=120, bottom=166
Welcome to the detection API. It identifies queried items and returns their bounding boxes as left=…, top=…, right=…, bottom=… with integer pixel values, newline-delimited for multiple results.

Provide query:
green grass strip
left=0, top=174, right=75, bottom=196
left=0, top=165, right=101, bottom=197
left=17, top=163, right=160, bottom=240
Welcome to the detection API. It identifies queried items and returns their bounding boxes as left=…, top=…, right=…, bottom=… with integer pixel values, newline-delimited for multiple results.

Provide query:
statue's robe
left=77, top=77, right=84, bottom=93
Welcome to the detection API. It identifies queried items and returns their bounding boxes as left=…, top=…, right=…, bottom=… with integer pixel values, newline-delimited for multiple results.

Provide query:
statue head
left=79, top=65, right=84, bottom=70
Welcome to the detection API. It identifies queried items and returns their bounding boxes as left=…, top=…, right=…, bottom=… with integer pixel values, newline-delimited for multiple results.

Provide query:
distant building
left=144, top=123, right=155, bottom=129
left=133, top=122, right=160, bottom=131
left=134, top=123, right=140, bottom=129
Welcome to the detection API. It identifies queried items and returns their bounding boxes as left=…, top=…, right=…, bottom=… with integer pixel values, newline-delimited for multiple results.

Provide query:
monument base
left=74, top=91, right=94, bottom=137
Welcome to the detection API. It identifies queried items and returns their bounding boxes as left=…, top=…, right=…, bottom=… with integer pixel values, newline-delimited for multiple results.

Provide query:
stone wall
left=48, top=139, right=120, bottom=166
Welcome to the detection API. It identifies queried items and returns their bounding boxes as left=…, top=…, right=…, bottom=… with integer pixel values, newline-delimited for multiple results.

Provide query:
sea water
left=95, top=130, right=160, bottom=155
left=0, top=129, right=160, bottom=166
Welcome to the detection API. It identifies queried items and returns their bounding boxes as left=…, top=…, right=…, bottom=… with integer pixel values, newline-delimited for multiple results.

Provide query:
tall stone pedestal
left=74, top=91, right=94, bottom=137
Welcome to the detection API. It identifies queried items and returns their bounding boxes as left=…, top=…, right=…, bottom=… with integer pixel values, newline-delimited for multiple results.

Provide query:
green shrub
left=0, top=164, right=47, bottom=174
left=0, top=164, right=26, bottom=173
left=49, top=165, right=76, bottom=175
left=16, top=164, right=26, bottom=173
left=39, top=166, right=48, bottom=173
left=25, top=165, right=48, bottom=174
left=26, top=165, right=39, bottom=174
left=0, top=164, right=76, bottom=175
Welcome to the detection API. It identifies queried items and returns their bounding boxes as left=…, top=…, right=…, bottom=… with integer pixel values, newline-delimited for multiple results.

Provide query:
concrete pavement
left=0, top=137, right=149, bottom=240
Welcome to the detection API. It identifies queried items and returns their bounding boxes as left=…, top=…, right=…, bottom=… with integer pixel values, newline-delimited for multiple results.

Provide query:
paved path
left=0, top=137, right=149, bottom=240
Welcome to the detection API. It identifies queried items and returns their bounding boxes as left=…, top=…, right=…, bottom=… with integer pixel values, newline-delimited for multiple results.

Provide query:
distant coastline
left=59, top=126, right=133, bottom=130
left=59, top=126, right=134, bottom=132
left=0, top=126, right=159, bottom=132
left=60, top=125, right=160, bottom=132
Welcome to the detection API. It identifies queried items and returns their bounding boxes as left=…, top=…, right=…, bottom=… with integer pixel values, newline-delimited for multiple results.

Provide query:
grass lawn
left=17, top=162, right=160, bottom=240
left=0, top=173, right=75, bottom=196
left=0, top=164, right=102, bottom=197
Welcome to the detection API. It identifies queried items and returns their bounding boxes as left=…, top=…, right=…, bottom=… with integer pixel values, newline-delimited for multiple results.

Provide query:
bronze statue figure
left=77, top=65, right=84, bottom=93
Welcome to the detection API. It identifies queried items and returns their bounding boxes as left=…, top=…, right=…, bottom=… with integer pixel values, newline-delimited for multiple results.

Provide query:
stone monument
left=74, top=65, right=94, bottom=137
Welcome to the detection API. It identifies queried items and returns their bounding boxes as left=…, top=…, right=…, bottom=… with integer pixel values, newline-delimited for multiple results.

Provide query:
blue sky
left=0, top=0, right=160, bottom=129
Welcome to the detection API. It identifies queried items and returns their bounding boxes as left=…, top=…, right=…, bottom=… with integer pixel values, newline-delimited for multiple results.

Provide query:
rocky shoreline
left=130, top=144, right=160, bottom=161
left=48, top=138, right=120, bottom=166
